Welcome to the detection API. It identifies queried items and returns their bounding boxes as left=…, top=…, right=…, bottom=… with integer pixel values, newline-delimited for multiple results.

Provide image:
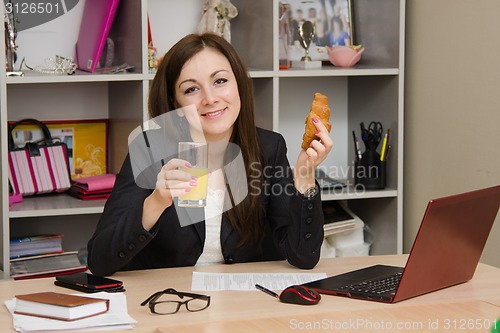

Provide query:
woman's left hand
left=294, top=117, right=334, bottom=192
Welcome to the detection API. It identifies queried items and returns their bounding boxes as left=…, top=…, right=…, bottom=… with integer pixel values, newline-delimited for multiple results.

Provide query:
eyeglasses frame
left=141, top=288, right=211, bottom=315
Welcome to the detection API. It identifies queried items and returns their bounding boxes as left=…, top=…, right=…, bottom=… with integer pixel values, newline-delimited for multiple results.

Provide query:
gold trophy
left=299, top=20, right=314, bottom=61
left=293, top=20, right=322, bottom=69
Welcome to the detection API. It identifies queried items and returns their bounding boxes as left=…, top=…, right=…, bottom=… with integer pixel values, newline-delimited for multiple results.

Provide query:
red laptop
left=304, top=185, right=500, bottom=303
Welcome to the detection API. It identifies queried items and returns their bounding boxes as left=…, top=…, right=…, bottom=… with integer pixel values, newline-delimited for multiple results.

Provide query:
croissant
left=301, top=93, right=332, bottom=150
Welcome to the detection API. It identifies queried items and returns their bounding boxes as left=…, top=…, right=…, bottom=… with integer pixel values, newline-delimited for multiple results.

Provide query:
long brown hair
left=149, top=33, right=264, bottom=246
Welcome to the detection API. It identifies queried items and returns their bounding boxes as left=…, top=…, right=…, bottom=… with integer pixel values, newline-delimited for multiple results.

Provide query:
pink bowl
left=327, top=46, right=365, bottom=67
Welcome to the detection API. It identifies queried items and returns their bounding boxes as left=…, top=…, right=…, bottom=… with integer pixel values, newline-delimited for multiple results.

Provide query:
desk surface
left=1, top=255, right=499, bottom=333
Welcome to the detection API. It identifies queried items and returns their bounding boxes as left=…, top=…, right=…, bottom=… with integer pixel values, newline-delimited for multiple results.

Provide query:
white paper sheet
left=191, top=272, right=327, bottom=291
left=5, top=292, right=137, bottom=332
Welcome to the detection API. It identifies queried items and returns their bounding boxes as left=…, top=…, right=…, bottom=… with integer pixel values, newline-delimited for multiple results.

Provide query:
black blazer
left=87, top=128, right=324, bottom=276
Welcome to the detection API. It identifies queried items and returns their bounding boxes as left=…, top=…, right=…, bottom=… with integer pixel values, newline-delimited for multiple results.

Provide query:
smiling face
left=174, top=48, right=241, bottom=143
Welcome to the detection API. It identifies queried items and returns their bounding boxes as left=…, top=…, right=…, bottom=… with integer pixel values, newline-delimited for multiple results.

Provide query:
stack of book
left=10, top=234, right=87, bottom=280
left=10, top=251, right=87, bottom=280
left=68, top=174, right=116, bottom=200
left=322, top=201, right=357, bottom=236
left=10, top=234, right=64, bottom=259
left=322, top=201, right=372, bottom=258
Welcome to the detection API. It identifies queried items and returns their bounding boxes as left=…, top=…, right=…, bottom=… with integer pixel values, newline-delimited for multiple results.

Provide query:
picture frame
left=10, top=119, right=108, bottom=179
left=280, top=0, right=354, bottom=62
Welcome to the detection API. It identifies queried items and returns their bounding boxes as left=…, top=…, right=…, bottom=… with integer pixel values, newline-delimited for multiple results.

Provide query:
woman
left=330, top=16, right=350, bottom=46
left=87, top=33, right=333, bottom=276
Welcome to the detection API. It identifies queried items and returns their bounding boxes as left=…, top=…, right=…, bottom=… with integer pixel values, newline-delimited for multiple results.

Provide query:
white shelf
left=9, top=195, right=105, bottom=218
left=6, top=71, right=145, bottom=84
left=321, top=188, right=398, bottom=201
left=7, top=189, right=398, bottom=218
left=276, top=67, right=399, bottom=77
left=246, top=67, right=399, bottom=79
left=248, top=70, right=277, bottom=78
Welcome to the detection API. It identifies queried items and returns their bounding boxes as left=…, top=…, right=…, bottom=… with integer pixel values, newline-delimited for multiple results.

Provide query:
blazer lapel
left=220, top=213, right=233, bottom=248
left=193, top=218, right=205, bottom=244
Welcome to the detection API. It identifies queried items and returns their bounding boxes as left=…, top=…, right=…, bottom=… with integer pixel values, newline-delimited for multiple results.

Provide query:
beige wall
left=405, top=0, right=500, bottom=267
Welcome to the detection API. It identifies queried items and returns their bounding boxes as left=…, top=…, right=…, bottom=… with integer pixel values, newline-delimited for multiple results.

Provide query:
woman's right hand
left=152, top=158, right=197, bottom=208
left=142, top=159, right=197, bottom=231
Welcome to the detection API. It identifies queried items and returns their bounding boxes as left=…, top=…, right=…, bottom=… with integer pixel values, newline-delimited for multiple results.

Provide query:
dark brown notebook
left=15, top=292, right=109, bottom=321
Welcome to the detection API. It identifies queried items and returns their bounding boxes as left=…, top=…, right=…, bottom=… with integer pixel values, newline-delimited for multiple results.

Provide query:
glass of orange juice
left=178, top=142, right=208, bottom=207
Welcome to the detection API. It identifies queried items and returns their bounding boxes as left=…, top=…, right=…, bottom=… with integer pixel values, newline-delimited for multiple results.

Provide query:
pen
left=385, top=144, right=391, bottom=161
left=380, top=128, right=390, bottom=161
left=352, top=130, right=362, bottom=161
left=255, top=284, right=279, bottom=298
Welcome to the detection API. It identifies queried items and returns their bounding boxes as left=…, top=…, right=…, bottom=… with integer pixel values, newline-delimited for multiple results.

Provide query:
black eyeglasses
left=141, top=288, right=211, bottom=315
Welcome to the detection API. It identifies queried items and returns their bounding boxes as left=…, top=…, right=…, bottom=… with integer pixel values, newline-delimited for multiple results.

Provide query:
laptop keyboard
left=339, top=272, right=403, bottom=295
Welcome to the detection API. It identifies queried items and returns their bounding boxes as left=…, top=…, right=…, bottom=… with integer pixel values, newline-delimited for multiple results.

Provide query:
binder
left=76, top=0, right=121, bottom=72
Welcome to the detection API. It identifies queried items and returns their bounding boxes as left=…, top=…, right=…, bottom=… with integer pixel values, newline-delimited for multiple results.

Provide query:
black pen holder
left=354, top=149, right=386, bottom=190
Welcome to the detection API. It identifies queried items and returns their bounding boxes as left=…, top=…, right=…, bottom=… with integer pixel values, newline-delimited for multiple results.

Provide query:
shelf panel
left=7, top=188, right=396, bottom=217
left=6, top=71, right=146, bottom=84
left=247, top=67, right=398, bottom=78
left=9, top=195, right=105, bottom=218
left=148, top=70, right=277, bottom=79
left=248, top=71, right=277, bottom=78
left=276, top=66, right=399, bottom=77
left=145, top=68, right=397, bottom=80
left=321, top=187, right=398, bottom=201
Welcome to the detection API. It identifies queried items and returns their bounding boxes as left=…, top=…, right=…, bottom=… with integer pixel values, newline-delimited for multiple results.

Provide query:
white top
left=195, top=187, right=225, bottom=266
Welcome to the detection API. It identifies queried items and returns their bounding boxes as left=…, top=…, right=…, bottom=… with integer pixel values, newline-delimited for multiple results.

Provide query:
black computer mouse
left=279, top=285, right=321, bottom=305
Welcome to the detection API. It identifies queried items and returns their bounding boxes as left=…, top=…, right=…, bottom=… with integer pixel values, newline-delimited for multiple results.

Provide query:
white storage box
left=325, top=220, right=365, bottom=249
left=320, top=239, right=337, bottom=258
left=336, top=242, right=371, bottom=257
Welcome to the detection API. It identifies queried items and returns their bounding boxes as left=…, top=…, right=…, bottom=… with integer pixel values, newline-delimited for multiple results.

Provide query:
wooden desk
left=1, top=255, right=499, bottom=332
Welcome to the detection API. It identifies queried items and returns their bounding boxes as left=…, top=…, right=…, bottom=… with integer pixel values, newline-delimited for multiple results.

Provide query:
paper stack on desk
left=5, top=292, right=136, bottom=332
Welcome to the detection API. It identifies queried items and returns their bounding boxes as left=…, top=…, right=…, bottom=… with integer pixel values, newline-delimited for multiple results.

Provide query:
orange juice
left=179, top=167, right=209, bottom=203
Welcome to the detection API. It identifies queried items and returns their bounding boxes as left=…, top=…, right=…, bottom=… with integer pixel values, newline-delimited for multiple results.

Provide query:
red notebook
left=69, top=174, right=116, bottom=200
left=72, top=174, right=116, bottom=192
left=76, top=0, right=121, bottom=72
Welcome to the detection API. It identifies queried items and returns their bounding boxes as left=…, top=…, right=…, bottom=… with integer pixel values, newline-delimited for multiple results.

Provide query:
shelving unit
left=0, top=0, right=405, bottom=278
